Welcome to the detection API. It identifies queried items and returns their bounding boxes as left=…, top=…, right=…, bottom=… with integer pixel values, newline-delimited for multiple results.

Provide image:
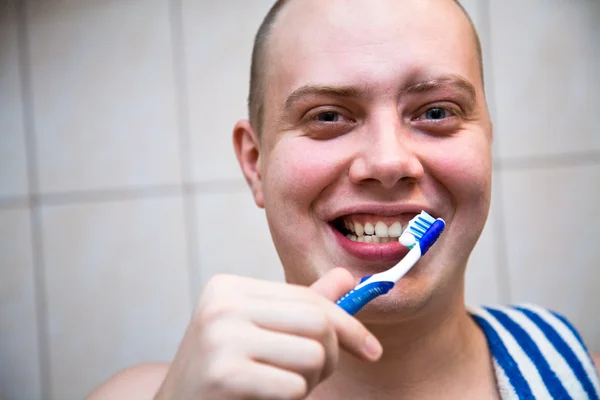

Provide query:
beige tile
left=500, top=165, right=600, bottom=352
left=183, top=0, right=275, bottom=182
left=0, top=208, right=41, bottom=400
left=0, top=5, right=29, bottom=198
left=27, top=0, right=182, bottom=193
left=490, top=1, right=600, bottom=158
left=194, top=190, right=284, bottom=297
left=40, top=197, right=191, bottom=399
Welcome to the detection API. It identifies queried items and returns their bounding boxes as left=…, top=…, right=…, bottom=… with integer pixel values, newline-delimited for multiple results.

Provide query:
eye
left=301, top=108, right=356, bottom=140
left=314, top=111, right=342, bottom=122
left=423, top=107, right=452, bottom=120
left=411, top=103, right=462, bottom=135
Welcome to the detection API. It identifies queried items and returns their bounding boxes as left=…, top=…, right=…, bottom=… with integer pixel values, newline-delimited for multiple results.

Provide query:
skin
left=88, top=0, right=600, bottom=398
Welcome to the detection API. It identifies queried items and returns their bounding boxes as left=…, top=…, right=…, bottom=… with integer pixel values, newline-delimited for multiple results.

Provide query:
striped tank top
left=469, top=304, right=600, bottom=399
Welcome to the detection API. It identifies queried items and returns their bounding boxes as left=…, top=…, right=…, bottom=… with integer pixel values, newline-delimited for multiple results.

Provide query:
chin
left=356, top=259, right=466, bottom=324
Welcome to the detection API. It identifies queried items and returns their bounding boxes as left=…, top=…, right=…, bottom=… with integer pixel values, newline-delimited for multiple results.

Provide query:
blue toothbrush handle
left=336, top=279, right=395, bottom=315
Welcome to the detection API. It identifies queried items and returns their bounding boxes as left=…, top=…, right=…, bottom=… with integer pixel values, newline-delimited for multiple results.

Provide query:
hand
left=154, top=268, right=382, bottom=399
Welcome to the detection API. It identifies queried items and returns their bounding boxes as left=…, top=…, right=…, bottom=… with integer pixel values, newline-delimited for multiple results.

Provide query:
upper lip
left=326, top=203, right=439, bottom=222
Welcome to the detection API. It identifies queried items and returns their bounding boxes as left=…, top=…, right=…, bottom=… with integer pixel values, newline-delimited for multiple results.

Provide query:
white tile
left=500, top=165, right=600, bottom=352
left=27, top=0, right=182, bottom=193
left=183, top=0, right=275, bottom=182
left=459, top=0, right=496, bottom=113
left=40, top=197, right=191, bottom=399
left=464, top=180, right=503, bottom=306
left=490, top=1, right=600, bottom=159
left=457, top=0, right=485, bottom=33
left=0, top=5, right=29, bottom=198
left=194, top=190, right=284, bottom=297
left=0, top=208, right=42, bottom=400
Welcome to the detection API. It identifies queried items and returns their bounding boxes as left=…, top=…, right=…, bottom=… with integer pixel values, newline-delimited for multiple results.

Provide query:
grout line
left=2, top=151, right=598, bottom=210
left=15, top=0, right=52, bottom=397
left=480, top=0, right=512, bottom=306
left=0, top=196, right=31, bottom=209
left=168, top=0, right=201, bottom=311
left=3, top=148, right=600, bottom=211
left=189, top=178, right=248, bottom=194
left=37, top=184, right=183, bottom=206
left=0, top=180, right=249, bottom=210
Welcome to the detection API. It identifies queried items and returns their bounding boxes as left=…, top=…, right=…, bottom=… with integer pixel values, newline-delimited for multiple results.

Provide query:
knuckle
left=304, top=341, right=327, bottom=370
left=285, top=374, right=309, bottom=400
left=194, top=299, right=238, bottom=325
left=193, top=275, right=239, bottom=320
left=204, top=358, right=234, bottom=392
left=200, top=325, right=225, bottom=351
left=203, top=274, right=236, bottom=295
left=200, top=320, right=243, bottom=352
left=307, top=307, right=331, bottom=337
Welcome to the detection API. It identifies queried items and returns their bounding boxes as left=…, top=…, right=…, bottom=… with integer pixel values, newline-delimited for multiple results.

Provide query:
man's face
left=248, top=0, right=491, bottom=315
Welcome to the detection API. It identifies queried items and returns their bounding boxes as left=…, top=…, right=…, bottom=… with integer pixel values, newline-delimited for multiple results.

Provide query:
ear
left=233, top=120, right=264, bottom=208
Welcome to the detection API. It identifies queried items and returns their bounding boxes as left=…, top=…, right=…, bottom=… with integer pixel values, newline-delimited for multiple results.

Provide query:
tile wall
left=1, top=1, right=598, bottom=398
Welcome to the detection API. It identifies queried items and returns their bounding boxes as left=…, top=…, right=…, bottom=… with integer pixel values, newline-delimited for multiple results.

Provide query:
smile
left=332, top=214, right=417, bottom=243
left=330, top=213, right=421, bottom=262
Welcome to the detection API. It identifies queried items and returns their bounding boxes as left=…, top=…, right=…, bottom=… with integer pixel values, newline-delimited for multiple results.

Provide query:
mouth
left=329, top=213, right=419, bottom=262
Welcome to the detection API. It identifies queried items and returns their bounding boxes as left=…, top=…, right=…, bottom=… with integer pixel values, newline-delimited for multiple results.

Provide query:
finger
left=309, top=267, right=357, bottom=301
left=243, top=326, right=331, bottom=392
left=216, top=359, right=307, bottom=400
left=241, top=300, right=339, bottom=380
left=243, top=288, right=381, bottom=363
left=211, top=272, right=352, bottom=303
left=207, top=275, right=382, bottom=361
left=241, top=299, right=336, bottom=337
left=318, top=296, right=383, bottom=362
left=309, top=269, right=383, bottom=361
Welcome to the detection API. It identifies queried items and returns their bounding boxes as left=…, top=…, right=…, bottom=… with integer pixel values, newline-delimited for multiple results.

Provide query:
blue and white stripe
left=469, top=304, right=600, bottom=400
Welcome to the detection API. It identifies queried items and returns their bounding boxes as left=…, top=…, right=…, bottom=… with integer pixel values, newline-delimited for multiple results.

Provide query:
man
left=90, top=0, right=600, bottom=398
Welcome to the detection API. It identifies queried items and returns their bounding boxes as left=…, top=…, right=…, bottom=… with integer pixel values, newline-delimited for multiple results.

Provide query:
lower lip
left=330, top=225, right=410, bottom=262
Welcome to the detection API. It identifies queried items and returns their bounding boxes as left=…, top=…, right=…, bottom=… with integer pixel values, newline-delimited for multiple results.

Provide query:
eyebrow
left=403, top=75, right=477, bottom=100
left=283, top=75, right=477, bottom=112
left=283, top=84, right=373, bottom=112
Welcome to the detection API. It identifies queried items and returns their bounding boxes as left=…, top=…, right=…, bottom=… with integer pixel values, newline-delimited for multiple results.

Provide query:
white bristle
left=420, top=211, right=436, bottom=223
left=399, top=211, right=435, bottom=247
left=399, top=233, right=416, bottom=247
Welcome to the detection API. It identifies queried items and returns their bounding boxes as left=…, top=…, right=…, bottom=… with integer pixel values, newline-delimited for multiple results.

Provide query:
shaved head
left=247, top=0, right=484, bottom=135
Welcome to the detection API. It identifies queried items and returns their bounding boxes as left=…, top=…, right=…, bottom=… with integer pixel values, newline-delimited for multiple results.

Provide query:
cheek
left=261, top=137, right=350, bottom=275
left=427, top=134, right=492, bottom=222
left=262, top=137, right=348, bottom=225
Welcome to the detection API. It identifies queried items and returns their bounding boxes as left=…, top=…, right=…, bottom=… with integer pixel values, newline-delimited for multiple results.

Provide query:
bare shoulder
left=86, top=362, right=170, bottom=400
left=593, top=353, right=600, bottom=374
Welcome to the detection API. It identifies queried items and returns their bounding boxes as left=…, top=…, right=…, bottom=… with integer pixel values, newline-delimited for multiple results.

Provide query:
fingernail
left=364, top=335, right=382, bottom=360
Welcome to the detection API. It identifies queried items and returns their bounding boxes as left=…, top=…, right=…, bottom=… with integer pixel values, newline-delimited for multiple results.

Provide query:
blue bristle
left=415, top=220, right=429, bottom=230
left=409, top=215, right=434, bottom=241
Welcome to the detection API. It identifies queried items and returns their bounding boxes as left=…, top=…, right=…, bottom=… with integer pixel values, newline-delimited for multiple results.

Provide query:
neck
left=312, top=291, right=497, bottom=399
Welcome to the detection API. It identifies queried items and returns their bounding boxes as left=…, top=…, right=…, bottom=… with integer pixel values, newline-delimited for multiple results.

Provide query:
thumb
left=310, top=267, right=357, bottom=301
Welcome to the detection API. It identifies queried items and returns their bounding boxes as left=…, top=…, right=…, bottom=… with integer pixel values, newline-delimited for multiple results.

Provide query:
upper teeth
left=344, top=220, right=403, bottom=238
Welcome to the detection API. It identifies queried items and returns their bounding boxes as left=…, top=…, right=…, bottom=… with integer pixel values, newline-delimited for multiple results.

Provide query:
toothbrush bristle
left=404, top=211, right=436, bottom=242
left=399, top=211, right=446, bottom=253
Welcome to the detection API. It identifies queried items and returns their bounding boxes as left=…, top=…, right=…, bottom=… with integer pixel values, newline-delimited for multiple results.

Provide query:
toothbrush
left=336, top=211, right=446, bottom=315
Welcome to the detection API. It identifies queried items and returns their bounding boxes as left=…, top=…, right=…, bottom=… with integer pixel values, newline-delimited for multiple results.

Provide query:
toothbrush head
left=399, top=211, right=446, bottom=254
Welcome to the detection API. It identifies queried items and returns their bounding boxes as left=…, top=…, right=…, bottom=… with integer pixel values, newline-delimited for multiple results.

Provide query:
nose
left=348, top=111, right=424, bottom=189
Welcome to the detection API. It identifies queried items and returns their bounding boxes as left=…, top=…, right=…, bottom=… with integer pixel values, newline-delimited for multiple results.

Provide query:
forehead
left=264, top=0, right=481, bottom=116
